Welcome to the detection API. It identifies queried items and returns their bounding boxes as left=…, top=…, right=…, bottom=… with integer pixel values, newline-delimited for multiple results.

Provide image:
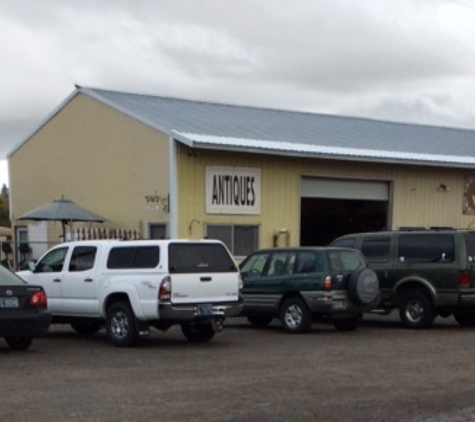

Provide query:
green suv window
left=398, top=234, right=454, bottom=263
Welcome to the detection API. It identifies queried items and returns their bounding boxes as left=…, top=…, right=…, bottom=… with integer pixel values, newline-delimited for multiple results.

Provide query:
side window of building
left=206, top=224, right=258, bottom=257
left=107, top=246, right=160, bottom=269
left=149, top=223, right=167, bottom=239
left=69, top=246, right=97, bottom=272
left=34, top=247, right=69, bottom=273
left=361, top=237, right=391, bottom=262
left=398, top=234, right=455, bottom=263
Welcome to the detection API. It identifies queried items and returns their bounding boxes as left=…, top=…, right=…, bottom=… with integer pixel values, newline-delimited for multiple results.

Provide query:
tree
left=0, top=184, right=10, bottom=227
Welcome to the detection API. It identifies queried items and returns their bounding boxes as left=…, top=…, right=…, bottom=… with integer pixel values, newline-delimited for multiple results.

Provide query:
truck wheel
left=71, top=321, right=102, bottom=335
left=399, top=289, right=435, bottom=329
left=106, top=302, right=138, bottom=347
left=247, top=315, right=274, bottom=328
left=280, top=297, right=312, bottom=334
left=333, top=314, right=362, bottom=331
left=453, top=310, right=475, bottom=326
left=5, top=336, right=33, bottom=350
left=181, top=322, right=215, bottom=342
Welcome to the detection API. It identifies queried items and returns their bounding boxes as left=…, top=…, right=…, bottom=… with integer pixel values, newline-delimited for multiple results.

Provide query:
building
left=7, top=85, right=475, bottom=260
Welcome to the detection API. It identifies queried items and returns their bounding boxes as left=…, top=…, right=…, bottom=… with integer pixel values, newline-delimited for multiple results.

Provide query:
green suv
left=239, top=247, right=379, bottom=333
left=330, top=229, right=475, bottom=328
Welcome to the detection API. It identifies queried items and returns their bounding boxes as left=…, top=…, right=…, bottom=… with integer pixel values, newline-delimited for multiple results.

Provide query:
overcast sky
left=1, top=0, right=475, bottom=187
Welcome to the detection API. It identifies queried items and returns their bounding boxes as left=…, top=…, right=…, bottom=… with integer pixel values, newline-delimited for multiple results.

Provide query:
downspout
left=168, top=136, right=178, bottom=238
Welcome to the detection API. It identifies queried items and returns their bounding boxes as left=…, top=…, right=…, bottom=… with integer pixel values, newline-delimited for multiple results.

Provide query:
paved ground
left=2, top=313, right=475, bottom=422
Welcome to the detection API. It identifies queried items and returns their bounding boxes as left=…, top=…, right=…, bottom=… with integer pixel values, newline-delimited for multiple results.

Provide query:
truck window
left=69, top=246, right=97, bottom=272
left=169, top=243, right=237, bottom=273
left=361, top=237, right=391, bottom=262
left=34, top=247, right=69, bottom=273
left=398, top=234, right=454, bottom=263
left=107, top=246, right=160, bottom=269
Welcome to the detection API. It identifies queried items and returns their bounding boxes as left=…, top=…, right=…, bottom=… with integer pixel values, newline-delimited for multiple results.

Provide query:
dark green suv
left=330, top=229, right=475, bottom=328
left=239, top=247, right=379, bottom=333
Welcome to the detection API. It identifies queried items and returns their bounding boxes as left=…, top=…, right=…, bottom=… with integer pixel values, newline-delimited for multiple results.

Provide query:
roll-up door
left=300, top=177, right=389, bottom=200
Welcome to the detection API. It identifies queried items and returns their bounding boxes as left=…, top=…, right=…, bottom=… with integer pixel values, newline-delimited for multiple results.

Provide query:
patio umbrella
left=18, top=197, right=106, bottom=240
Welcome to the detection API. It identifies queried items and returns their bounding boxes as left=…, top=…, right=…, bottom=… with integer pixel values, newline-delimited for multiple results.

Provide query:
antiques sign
left=206, top=167, right=261, bottom=214
left=464, top=176, right=475, bottom=215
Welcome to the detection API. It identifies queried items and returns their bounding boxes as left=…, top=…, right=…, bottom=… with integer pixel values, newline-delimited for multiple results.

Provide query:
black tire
left=280, top=297, right=312, bottom=334
left=348, top=268, right=379, bottom=305
left=106, top=302, right=138, bottom=347
left=70, top=320, right=102, bottom=335
left=333, top=314, right=362, bottom=332
left=5, top=336, right=33, bottom=350
left=453, top=310, right=475, bottom=326
left=247, top=315, right=274, bottom=328
left=399, top=289, right=436, bottom=329
left=181, top=323, right=215, bottom=343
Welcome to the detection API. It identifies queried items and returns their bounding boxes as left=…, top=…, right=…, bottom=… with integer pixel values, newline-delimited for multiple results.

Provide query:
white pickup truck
left=18, top=239, right=243, bottom=347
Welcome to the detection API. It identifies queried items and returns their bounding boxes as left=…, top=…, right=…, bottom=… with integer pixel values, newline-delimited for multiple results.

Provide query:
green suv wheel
left=280, top=298, right=312, bottom=334
left=399, top=289, right=436, bottom=329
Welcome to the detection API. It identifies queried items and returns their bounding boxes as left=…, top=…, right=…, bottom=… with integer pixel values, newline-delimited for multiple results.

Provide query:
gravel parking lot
left=2, top=313, right=475, bottom=422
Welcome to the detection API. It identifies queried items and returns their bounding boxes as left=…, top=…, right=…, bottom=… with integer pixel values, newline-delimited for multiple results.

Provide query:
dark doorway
left=300, top=198, right=388, bottom=246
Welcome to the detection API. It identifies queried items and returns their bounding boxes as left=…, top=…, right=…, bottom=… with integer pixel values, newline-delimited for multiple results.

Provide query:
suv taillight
left=159, top=276, right=172, bottom=301
left=459, top=270, right=470, bottom=287
left=29, top=291, right=47, bottom=307
left=323, top=275, right=332, bottom=291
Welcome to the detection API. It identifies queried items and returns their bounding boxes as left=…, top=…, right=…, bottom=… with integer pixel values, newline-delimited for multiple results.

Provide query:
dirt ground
left=2, top=313, right=475, bottom=422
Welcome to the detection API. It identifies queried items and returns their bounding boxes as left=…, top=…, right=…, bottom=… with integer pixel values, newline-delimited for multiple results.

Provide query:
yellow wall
left=9, top=94, right=170, bottom=240
left=177, top=144, right=475, bottom=247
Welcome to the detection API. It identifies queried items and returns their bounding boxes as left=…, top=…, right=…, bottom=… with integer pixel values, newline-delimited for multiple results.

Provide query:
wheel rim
left=404, top=300, right=424, bottom=323
left=284, top=304, right=303, bottom=329
left=110, top=311, right=130, bottom=339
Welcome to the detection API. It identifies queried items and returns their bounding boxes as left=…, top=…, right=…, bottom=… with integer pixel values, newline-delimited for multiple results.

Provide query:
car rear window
left=398, top=234, right=454, bottom=263
left=0, top=265, right=26, bottom=285
left=107, top=246, right=160, bottom=269
left=464, top=232, right=475, bottom=259
left=169, top=243, right=237, bottom=273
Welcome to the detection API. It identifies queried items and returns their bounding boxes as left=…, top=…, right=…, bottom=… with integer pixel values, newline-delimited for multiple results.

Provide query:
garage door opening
left=300, top=177, right=390, bottom=246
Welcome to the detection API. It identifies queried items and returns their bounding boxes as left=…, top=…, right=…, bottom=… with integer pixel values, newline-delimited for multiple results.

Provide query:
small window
left=361, top=237, right=391, bottom=262
left=331, top=237, right=357, bottom=249
left=206, top=224, right=258, bottom=257
left=267, top=252, right=293, bottom=277
left=107, top=246, right=160, bottom=269
left=149, top=223, right=167, bottom=239
left=295, top=251, right=324, bottom=274
left=169, top=243, right=237, bottom=273
left=69, top=246, right=97, bottom=272
left=398, top=234, right=454, bottom=263
left=35, top=247, right=69, bottom=273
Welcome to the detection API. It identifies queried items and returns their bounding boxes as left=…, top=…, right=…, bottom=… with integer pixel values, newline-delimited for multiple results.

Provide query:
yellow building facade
left=8, top=86, right=475, bottom=261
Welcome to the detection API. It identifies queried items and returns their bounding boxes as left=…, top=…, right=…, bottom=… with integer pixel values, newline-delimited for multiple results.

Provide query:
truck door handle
left=200, top=277, right=212, bottom=282
left=53, top=278, right=61, bottom=283
left=84, top=278, right=93, bottom=282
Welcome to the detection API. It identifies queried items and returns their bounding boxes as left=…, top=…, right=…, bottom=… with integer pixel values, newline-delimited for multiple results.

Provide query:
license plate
left=197, top=304, right=213, bottom=315
left=0, top=297, right=19, bottom=308
left=332, top=300, right=346, bottom=310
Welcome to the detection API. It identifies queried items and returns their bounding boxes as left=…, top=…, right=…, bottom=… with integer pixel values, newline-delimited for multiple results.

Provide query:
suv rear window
left=398, top=234, right=454, bottom=263
left=169, top=243, right=237, bottom=273
left=107, top=246, right=160, bottom=269
left=327, top=250, right=364, bottom=272
left=464, top=232, right=475, bottom=259
left=361, top=237, right=391, bottom=262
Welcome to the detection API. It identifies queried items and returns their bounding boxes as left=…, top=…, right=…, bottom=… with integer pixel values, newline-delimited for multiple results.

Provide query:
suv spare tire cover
left=348, top=268, right=379, bottom=305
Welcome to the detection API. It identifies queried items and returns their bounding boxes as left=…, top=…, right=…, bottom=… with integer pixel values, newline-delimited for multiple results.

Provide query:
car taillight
left=459, top=270, right=470, bottom=287
left=323, top=275, right=332, bottom=291
left=29, top=291, right=47, bottom=307
left=159, top=276, right=171, bottom=301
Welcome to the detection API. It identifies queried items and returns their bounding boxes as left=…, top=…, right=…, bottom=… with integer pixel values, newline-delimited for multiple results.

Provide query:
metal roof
left=10, top=85, right=475, bottom=168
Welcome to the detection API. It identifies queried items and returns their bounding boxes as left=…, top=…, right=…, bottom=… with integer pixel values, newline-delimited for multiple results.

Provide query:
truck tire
left=280, top=297, right=312, bottom=334
left=5, top=336, right=33, bottom=350
left=181, top=322, right=215, bottom=342
left=106, top=302, right=138, bottom=347
left=399, top=289, right=436, bottom=329
left=348, top=268, right=379, bottom=305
